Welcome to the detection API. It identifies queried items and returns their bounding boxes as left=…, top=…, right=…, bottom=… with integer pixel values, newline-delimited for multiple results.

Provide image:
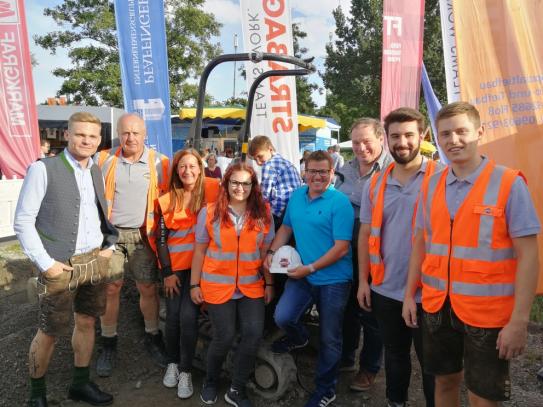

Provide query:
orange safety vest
left=200, top=203, right=270, bottom=304
left=157, top=177, right=220, bottom=271
left=97, top=148, right=170, bottom=251
left=420, top=160, right=522, bottom=328
left=367, top=159, right=438, bottom=285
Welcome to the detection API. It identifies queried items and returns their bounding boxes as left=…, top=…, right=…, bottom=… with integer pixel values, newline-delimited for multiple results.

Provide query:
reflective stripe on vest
left=205, top=248, right=237, bottom=261
left=201, top=271, right=235, bottom=284
left=421, top=273, right=446, bottom=291
left=451, top=281, right=515, bottom=297
left=169, top=227, right=195, bottom=239
left=168, top=243, right=195, bottom=253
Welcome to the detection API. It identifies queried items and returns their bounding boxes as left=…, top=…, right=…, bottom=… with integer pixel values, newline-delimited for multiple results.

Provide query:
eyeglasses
left=306, top=169, right=331, bottom=177
left=229, top=180, right=253, bottom=189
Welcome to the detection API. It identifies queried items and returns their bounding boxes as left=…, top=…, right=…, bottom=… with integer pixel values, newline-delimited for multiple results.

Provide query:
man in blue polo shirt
left=265, top=150, right=354, bottom=407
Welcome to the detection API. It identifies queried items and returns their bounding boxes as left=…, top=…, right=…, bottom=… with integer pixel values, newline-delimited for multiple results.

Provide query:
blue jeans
left=274, top=278, right=351, bottom=395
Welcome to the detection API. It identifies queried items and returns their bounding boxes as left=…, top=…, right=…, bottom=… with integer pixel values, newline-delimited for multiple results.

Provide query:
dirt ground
left=1, top=241, right=543, bottom=407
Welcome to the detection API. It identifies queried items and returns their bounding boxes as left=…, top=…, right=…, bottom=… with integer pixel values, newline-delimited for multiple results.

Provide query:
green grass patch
left=530, top=296, right=543, bottom=323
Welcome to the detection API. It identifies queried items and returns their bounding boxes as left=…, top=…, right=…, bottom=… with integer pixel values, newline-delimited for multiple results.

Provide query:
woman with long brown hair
left=190, top=162, right=274, bottom=407
left=156, top=149, right=219, bottom=399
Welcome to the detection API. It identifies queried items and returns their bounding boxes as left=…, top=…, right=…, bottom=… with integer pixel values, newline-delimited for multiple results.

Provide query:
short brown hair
left=383, top=107, right=425, bottom=135
left=306, top=150, right=333, bottom=169
left=349, top=118, right=384, bottom=140
left=436, top=101, right=481, bottom=129
left=68, top=112, right=101, bottom=131
left=248, top=135, right=275, bottom=156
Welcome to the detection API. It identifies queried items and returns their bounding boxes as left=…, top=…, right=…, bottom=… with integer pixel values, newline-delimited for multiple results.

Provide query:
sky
left=27, top=0, right=351, bottom=109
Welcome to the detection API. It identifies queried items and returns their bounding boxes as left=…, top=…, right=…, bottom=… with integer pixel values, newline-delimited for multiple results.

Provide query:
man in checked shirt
left=249, top=135, right=303, bottom=231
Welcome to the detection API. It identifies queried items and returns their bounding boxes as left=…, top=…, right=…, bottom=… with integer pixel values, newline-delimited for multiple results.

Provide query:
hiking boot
left=271, top=336, right=309, bottom=354
left=200, top=381, right=218, bottom=405
left=349, top=370, right=376, bottom=392
left=144, top=331, right=168, bottom=368
left=96, top=336, right=117, bottom=377
left=162, top=363, right=179, bottom=388
left=177, top=371, right=194, bottom=399
left=304, top=391, right=336, bottom=407
left=224, top=386, right=252, bottom=407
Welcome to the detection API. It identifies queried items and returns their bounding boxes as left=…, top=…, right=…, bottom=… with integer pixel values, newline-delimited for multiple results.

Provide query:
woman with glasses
left=190, top=162, right=275, bottom=407
left=156, top=149, right=220, bottom=399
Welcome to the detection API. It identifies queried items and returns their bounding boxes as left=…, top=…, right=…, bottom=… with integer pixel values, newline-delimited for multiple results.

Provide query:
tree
left=34, top=0, right=221, bottom=108
left=322, top=0, right=446, bottom=140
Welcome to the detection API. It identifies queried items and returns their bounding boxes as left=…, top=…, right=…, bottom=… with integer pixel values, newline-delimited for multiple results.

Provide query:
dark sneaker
left=96, top=336, right=117, bottom=377
left=224, top=387, right=253, bottom=407
left=200, top=381, right=218, bottom=405
left=144, top=331, right=168, bottom=368
left=271, top=336, right=309, bottom=354
left=304, top=392, right=336, bottom=407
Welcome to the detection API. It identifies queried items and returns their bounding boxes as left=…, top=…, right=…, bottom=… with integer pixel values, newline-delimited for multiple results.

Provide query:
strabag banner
left=114, top=0, right=172, bottom=159
left=240, top=0, right=300, bottom=167
left=453, top=0, right=543, bottom=292
left=0, top=0, right=40, bottom=178
left=380, top=0, right=425, bottom=120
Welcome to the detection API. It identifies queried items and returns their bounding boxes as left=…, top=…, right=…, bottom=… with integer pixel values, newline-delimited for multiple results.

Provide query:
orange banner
left=453, top=1, right=543, bottom=292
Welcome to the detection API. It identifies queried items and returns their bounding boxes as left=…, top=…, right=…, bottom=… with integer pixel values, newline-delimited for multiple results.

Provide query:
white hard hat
left=270, top=245, right=303, bottom=274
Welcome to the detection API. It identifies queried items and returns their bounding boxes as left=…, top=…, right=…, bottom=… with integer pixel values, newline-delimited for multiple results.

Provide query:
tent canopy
left=179, top=107, right=328, bottom=132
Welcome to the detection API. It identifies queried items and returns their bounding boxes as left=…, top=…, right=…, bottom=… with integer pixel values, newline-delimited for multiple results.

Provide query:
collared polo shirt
left=360, top=158, right=444, bottom=302
left=283, top=185, right=354, bottom=285
left=335, top=150, right=393, bottom=217
left=110, top=147, right=152, bottom=228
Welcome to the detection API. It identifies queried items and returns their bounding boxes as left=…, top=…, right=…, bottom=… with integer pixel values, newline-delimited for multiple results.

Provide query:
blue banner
left=114, top=0, right=172, bottom=159
left=421, top=62, right=448, bottom=164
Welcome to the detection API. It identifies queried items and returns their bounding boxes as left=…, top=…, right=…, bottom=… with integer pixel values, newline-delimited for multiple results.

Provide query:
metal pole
left=233, top=34, right=238, bottom=101
left=189, top=53, right=315, bottom=151
left=240, top=68, right=311, bottom=161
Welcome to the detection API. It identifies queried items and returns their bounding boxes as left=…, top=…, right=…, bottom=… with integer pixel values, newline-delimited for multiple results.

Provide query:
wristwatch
left=308, top=263, right=316, bottom=273
left=266, top=249, right=275, bottom=256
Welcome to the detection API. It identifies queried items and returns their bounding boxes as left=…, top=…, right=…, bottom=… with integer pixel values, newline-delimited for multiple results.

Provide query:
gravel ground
left=1, top=242, right=543, bottom=406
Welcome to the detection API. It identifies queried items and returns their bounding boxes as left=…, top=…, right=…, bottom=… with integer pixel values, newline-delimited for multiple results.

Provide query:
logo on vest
left=0, top=1, right=18, bottom=23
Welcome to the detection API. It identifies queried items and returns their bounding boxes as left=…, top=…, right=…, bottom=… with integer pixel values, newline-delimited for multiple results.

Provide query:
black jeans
left=206, top=296, right=265, bottom=390
left=164, top=270, right=200, bottom=371
left=342, top=219, right=383, bottom=374
left=372, top=291, right=435, bottom=406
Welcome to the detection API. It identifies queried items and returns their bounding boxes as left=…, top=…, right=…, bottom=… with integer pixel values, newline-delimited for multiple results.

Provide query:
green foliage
left=322, top=0, right=446, bottom=141
left=530, top=296, right=543, bottom=323
left=34, top=0, right=222, bottom=108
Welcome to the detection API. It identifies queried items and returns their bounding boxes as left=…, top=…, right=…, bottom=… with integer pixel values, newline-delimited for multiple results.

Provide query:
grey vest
left=35, top=152, right=116, bottom=263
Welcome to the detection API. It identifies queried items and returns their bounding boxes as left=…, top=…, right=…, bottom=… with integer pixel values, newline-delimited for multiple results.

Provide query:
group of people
left=14, top=101, right=541, bottom=407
